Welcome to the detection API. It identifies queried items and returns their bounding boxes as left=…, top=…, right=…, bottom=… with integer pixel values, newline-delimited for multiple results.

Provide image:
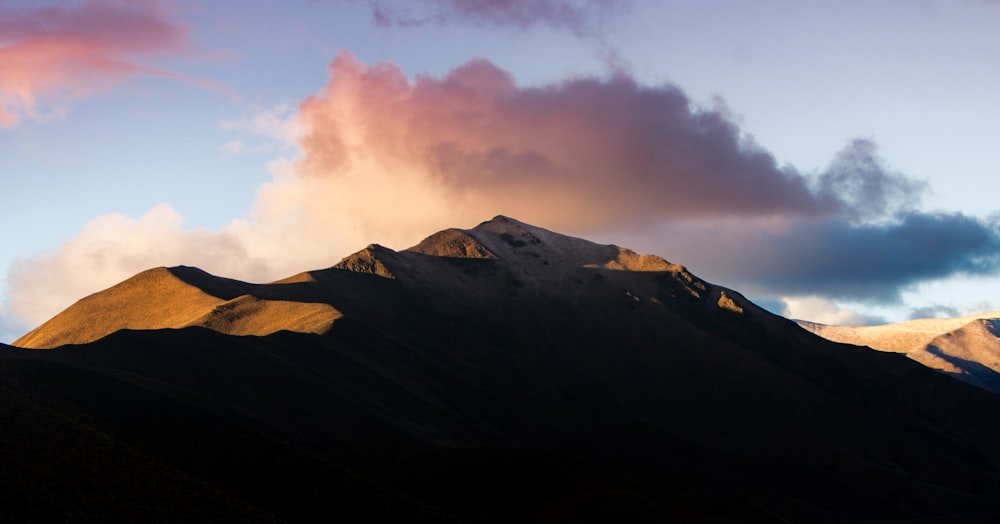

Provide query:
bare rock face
left=406, top=228, right=497, bottom=259
left=332, top=244, right=397, bottom=278
left=717, top=290, right=744, bottom=314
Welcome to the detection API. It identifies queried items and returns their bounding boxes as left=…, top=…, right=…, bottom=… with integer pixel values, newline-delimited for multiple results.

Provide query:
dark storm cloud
left=767, top=212, right=1000, bottom=301
left=818, top=138, right=926, bottom=221
left=662, top=212, right=1000, bottom=304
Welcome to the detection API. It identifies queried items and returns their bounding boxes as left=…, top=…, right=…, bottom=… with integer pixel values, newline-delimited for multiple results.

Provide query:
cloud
left=817, top=138, right=926, bottom=221
left=908, top=304, right=961, bottom=320
left=754, top=212, right=1000, bottom=302
left=219, top=101, right=302, bottom=155
left=7, top=205, right=270, bottom=328
left=220, top=102, right=301, bottom=144
left=360, top=0, right=632, bottom=40
left=220, top=139, right=246, bottom=155
left=0, top=301, right=27, bottom=344
left=5, top=52, right=998, bottom=328
left=0, top=0, right=202, bottom=127
left=289, top=52, right=920, bottom=232
left=780, top=296, right=885, bottom=326
left=646, top=212, right=1000, bottom=304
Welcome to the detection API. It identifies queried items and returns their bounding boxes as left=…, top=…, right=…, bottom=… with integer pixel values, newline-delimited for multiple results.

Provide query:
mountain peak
left=332, top=244, right=397, bottom=278
left=481, top=214, right=524, bottom=226
left=466, top=217, right=687, bottom=274
left=471, top=214, right=550, bottom=241
left=405, top=229, right=497, bottom=259
left=9, top=218, right=1000, bottom=523
left=15, top=216, right=726, bottom=349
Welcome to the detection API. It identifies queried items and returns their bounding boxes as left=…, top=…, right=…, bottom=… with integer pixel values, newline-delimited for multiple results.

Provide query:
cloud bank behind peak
left=4, top=52, right=997, bottom=331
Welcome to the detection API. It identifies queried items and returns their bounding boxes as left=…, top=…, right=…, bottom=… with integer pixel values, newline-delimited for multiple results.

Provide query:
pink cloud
left=0, top=0, right=196, bottom=126
left=4, top=52, right=941, bottom=330
left=290, top=51, right=842, bottom=232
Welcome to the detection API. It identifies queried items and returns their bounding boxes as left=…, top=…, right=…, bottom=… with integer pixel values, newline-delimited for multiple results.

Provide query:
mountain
left=15, top=216, right=724, bottom=349
left=14, top=266, right=342, bottom=349
left=799, top=313, right=1000, bottom=392
left=5, top=216, right=1000, bottom=523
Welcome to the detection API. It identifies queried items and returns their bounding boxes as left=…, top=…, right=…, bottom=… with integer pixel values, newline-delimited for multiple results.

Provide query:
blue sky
left=2, top=0, right=1000, bottom=341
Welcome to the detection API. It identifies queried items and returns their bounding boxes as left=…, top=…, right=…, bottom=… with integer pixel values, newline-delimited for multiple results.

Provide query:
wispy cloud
left=360, top=0, right=632, bottom=39
left=355, top=0, right=633, bottom=67
left=0, top=0, right=213, bottom=127
left=908, top=304, right=961, bottom=320
left=219, top=101, right=302, bottom=154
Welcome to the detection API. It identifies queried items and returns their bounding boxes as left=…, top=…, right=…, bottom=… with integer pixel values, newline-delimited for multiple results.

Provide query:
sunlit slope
left=799, top=312, right=1000, bottom=391
left=14, top=266, right=340, bottom=349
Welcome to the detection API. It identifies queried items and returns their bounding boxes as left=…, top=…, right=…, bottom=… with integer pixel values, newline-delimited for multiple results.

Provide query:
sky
left=2, top=0, right=1000, bottom=342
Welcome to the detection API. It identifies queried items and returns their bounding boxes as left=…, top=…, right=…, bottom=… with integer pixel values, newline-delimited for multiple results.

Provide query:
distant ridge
left=799, top=312, right=1000, bottom=391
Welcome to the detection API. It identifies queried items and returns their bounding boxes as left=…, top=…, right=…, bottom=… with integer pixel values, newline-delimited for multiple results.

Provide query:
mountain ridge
left=15, top=215, right=745, bottom=350
left=799, top=312, right=1000, bottom=392
left=5, top=215, right=1000, bottom=522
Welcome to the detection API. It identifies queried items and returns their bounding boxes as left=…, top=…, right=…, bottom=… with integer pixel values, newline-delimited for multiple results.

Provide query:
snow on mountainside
left=799, top=312, right=1000, bottom=392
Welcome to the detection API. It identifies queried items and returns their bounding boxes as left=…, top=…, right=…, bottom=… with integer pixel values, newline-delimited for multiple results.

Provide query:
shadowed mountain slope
left=0, top=341, right=452, bottom=523
left=5, top=216, right=1000, bottom=522
left=799, top=313, right=1000, bottom=392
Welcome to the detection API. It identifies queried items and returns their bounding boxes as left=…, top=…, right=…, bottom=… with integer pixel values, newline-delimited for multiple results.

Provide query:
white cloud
left=0, top=301, right=27, bottom=344
left=221, top=101, right=302, bottom=148
left=6, top=205, right=271, bottom=328
left=780, top=295, right=875, bottom=326
left=220, top=139, right=245, bottom=155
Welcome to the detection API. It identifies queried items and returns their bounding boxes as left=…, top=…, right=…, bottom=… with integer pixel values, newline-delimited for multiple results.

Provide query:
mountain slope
left=910, top=318, right=1000, bottom=391
left=799, top=313, right=1000, bottom=391
left=15, top=266, right=341, bottom=349
left=6, top=216, right=1000, bottom=522
left=15, top=216, right=743, bottom=350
